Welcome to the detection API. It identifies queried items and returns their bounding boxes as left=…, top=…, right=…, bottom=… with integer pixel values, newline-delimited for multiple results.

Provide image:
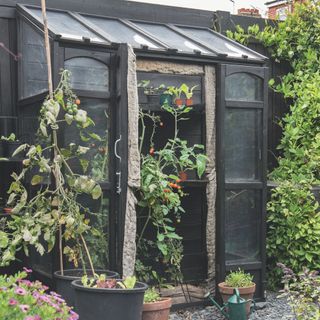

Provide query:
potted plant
left=72, top=275, right=148, bottom=320
left=218, top=269, right=256, bottom=316
left=0, top=269, right=79, bottom=319
left=0, top=70, right=116, bottom=307
left=1, top=133, right=22, bottom=159
left=142, top=287, right=172, bottom=320
left=181, top=84, right=198, bottom=106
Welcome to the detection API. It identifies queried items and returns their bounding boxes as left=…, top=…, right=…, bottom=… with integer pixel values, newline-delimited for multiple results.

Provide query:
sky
left=128, top=0, right=268, bottom=16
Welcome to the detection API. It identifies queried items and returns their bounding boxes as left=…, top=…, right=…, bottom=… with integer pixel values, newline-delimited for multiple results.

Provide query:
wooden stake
left=40, top=0, right=64, bottom=276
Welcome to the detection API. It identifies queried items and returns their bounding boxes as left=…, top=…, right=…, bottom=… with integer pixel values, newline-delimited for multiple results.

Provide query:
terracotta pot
left=142, top=297, right=172, bottom=320
left=218, top=282, right=256, bottom=317
left=185, top=98, right=193, bottom=106
left=174, top=98, right=183, bottom=106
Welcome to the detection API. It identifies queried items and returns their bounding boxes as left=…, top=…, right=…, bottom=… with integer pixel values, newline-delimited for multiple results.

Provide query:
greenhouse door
left=216, top=64, right=268, bottom=300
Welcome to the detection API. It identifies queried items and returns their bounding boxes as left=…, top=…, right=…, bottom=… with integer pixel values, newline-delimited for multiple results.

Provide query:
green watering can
left=206, top=288, right=253, bottom=320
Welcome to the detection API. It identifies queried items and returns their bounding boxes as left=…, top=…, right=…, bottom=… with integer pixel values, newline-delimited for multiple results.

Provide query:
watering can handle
left=233, top=288, right=241, bottom=303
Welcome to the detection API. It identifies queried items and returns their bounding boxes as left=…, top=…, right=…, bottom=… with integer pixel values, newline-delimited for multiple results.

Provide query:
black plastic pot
left=54, top=269, right=119, bottom=307
left=72, top=279, right=148, bottom=320
left=4, top=141, right=22, bottom=159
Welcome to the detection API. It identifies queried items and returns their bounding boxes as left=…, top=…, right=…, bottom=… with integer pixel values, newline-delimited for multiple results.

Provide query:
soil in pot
left=142, top=297, right=172, bottom=320
left=72, top=279, right=148, bottom=320
left=54, top=269, right=119, bottom=307
left=218, top=282, right=256, bottom=317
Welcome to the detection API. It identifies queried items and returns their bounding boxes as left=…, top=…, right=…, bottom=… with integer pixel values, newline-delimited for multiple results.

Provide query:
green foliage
left=0, top=70, right=103, bottom=272
left=144, top=287, right=161, bottom=303
left=277, top=263, right=320, bottom=320
left=1, top=133, right=18, bottom=142
left=81, top=274, right=137, bottom=290
left=0, top=270, right=78, bottom=319
left=228, top=1, right=320, bottom=285
left=136, top=83, right=207, bottom=284
left=225, top=269, right=254, bottom=288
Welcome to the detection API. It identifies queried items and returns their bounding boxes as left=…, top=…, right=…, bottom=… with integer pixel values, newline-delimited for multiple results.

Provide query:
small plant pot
left=4, top=141, right=22, bottom=159
left=160, top=93, right=172, bottom=106
left=54, top=269, right=119, bottom=307
left=178, top=171, right=188, bottom=182
left=142, top=297, right=172, bottom=320
left=218, top=282, right=256, bottom=317
left=185, top=98, right=193, bottom=106
left=174, top=98, right=184, bottom=107
left=72, top=279, right=148, bottom=320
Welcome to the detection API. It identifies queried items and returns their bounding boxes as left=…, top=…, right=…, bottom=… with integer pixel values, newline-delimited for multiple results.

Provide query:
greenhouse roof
left=18, top=4, right=267, bottom=62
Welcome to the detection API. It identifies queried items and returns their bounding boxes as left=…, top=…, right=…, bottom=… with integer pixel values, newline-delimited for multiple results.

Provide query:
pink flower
left=24, top=316, right=41, bottom=320
left=23, top=267, right=32, bottom=273
left=19, top=304, right=30, bottom=313
left=15, top=287, right=27, bottom=295
left=9, top=298, right=18, bottom=305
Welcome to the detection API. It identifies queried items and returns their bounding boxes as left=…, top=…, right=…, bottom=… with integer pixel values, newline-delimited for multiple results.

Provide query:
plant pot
left=4, top=141, right=22, bottom=159
left=178, top=171, right=188, bottom=182
left=185, top=98, right=193, bottom=106
left=142, top=297, right=172, bottom=320
left=54, top=269, right=119, bottom=307
left=174, top=98, right=183, bottom=107
left=160, top=93, right=172, bottom=106
left=72, top=279, right=148, bottom=320
left=218, top=282, right=256, bottom=317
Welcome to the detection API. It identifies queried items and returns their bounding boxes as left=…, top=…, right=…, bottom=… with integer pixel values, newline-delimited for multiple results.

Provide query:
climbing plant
left=227, top=0, right=320, bottom=285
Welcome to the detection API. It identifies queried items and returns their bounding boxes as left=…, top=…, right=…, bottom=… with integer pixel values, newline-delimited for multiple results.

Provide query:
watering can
left=205, top=288, right=254, bottom=320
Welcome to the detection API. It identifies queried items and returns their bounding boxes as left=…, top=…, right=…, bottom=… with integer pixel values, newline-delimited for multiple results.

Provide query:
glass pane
left=85, top=17, right=160, bottom=49
left=225, top=189, right=261, bottom=263
left=225, top=109, right=261, bottom=181
left=134, top=22, right=209, bottom=53
left=63, top=98, right=109, bottom=181
left=82, top=192, right=110, bottom=269
left=225, top=73, right=263, bottom=101
left=177, top=27, right=259, bottom=59
left=29, top=8, right=104, bottom=42
left=65, top=57, right=109, bottom=92
left=20, top=21, right=48, bottom=99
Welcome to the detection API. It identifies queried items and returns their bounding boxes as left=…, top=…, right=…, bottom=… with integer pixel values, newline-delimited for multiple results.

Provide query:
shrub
left=277, top=263, right=320, bottom=320
left=0, top=269, right=78, bottom=320
left=228, top=1, right=320, bottom=285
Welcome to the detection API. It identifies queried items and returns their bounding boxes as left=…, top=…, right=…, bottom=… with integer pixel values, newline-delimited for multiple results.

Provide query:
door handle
left=114, top=135, right=122, bottom=194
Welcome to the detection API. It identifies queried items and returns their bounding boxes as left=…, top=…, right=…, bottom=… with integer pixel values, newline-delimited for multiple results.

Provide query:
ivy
left=228, top=1, right=320, bottom=286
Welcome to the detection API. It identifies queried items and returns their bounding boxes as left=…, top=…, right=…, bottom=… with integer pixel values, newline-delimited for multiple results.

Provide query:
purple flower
left=15, top=287, right=27, bottom=295
left=23, top=267, right=33, bottom=273
left=19, top=304, right=30, bottom=313
left=9, top=298, right=18, bottom=305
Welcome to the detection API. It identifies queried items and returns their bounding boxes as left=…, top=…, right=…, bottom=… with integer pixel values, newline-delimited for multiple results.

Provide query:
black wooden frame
left=216, top=64, right=268, bottom=300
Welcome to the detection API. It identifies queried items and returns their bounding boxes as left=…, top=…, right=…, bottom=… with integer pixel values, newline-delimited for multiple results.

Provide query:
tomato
left=149, top=147, right=155, bottom=155
left=176, top=179, right=181, bottom=183
left=75, top=99, right=81, bottom=105
left=160, top=122, right=164, bottom=127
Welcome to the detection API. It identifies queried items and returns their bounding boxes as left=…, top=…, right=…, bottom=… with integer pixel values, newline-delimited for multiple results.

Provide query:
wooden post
left=40, top=0, right=64, bottom=275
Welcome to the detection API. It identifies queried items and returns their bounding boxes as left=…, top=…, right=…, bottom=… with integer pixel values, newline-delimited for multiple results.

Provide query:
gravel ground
left=169, top=291, right=293, bottom=320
